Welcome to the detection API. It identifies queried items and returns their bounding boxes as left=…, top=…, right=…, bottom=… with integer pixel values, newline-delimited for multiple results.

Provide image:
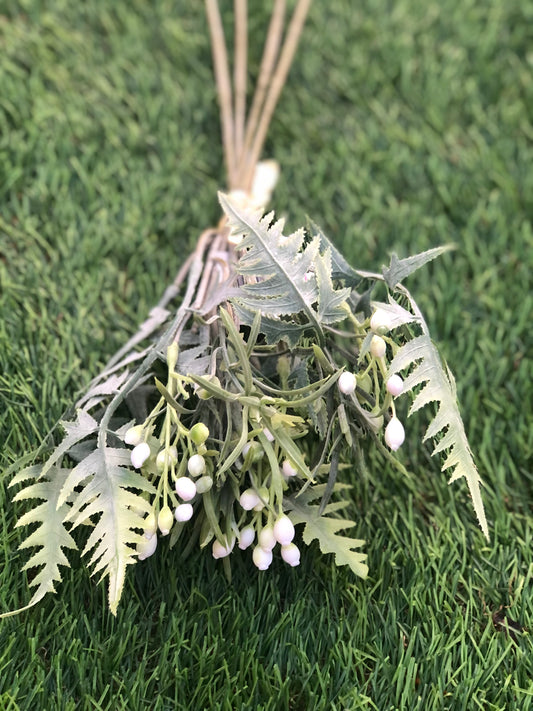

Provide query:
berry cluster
left=122, top=303, right=408, bottom=571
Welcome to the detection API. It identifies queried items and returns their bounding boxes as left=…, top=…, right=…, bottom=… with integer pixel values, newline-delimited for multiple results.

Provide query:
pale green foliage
left=2, top=414, right=156, bottom=617
left=386, top=287, right=489, bottom=539
left=58, top=446, right=156, bottom=614
left=2, top=465, right=77, bottom=618
left=3, top=197, right=488, bottom=618
left=284, top=484, right=368, bottom=578
left=219, top=193, right=350, bottom=345
left=382, top=246, right=454, bottom=289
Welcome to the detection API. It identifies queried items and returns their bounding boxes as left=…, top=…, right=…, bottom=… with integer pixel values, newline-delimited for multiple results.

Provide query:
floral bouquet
left=2, top=1, right=487, bottom=618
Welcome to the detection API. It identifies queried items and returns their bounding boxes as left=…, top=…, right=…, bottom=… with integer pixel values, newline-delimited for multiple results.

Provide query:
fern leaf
left=308, top=218, right=362, bottom=287
left=1, top=465, right=77, bottom=618
left=387, top=288, right=489, bottom=539
left=383, top=246, right=454, bottom=289
left=219, top=193, right=349, bottom=344
left=59, top=447, right=156, bottom=614
left=315, top=247, right=351, bottom=324
left=39, top=410, right=98, bottom=480
left=284, top=484, right=368, bottom=578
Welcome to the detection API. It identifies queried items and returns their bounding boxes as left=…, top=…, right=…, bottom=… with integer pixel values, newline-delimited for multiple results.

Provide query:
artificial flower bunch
left=1, top=3, right=487, bottom=617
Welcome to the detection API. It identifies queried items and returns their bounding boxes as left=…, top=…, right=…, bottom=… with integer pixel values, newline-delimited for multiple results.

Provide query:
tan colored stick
left=233, top=0, right=247, bottom=171
left=205, top=0, right=236, bottom=188
left=237, top=0, right=286, bottom=186
left=243, top=0, right=312, bottom=189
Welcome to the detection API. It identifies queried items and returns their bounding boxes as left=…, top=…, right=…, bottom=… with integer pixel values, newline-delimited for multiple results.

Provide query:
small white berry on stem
left=370, top=335, right=387, bottom=359
left=281, top=543, right=300, bottom=567
left=338, top=371, right=357, bottom=395
left=187, top=454, right=206, bottom=477
left=386, top=374, right=404, bottom=397
left=131, top=442, right=151, bottom=469
left=273, top=515, right=295, bottom=545
left=384, top=416, right=405, bottom=451
left=252, top=546, right=273, bottom=570
left=174, top=503, right=194, bottom=522
left=175, top=477, right=197, bottom=501
left=370, top=309, right=392, bottom=334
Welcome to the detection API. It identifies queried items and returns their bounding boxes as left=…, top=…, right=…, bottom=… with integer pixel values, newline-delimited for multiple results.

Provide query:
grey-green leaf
left=387, top=287, right=488, bottom=539
left=383, top=246, right=454, bottom=290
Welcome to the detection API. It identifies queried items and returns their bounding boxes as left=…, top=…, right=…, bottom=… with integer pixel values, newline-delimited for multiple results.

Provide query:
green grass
left=1, top=1, right=532, bottom=709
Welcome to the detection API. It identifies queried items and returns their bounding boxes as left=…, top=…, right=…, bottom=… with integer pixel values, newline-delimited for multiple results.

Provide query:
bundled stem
left=205, top=0, right=312, bottom=191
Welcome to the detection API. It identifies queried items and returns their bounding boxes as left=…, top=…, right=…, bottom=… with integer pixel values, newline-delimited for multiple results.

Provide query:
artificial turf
left=1, top=1, right=532, bottom=709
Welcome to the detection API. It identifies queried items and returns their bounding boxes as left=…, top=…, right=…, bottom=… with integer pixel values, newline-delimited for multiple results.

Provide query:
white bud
left=370, top=335, right=387, bottom=359
left=131, top=442, right=151, bottom=469
left=195, top=475, right=213, bottom=494
left=254, top=487, right=269, bottom=512
left=212, top=539, right=234, bottom=559
left=137, top=533, right=157, bottom=561
left=273, top=515, right=295, bottom=545
left=282, top=460, right=298, bottom=478
left=370, top=309, right=391, bottom=334
left=262, top=428, right=275, bottom=442
left=174, top=503, right=193, bottom=522
left=239, top=488, right=261, bottom=511
left=157, top=506, right=174, bottom=535
left=143, top=512, right=157, bottom=539
left=238, top=526, right=255, bottom=550
left=187, top=454, right=205, bottom=477
left=258, top=526, right=276, bottom=551
left=384, top=417, right=405, bottom=451
left=281, top=543, right=300, bottom=567
left=124, top=425, right=144, bottom=446
left=386, top=374, right=404, bottom=397
left=156, top=445, right=178, bottom=471
left=175, top=477, right=197, bottom=501
left=252, top=546, right=273, bottom=570
left=338, top=371, right=357, bottom=395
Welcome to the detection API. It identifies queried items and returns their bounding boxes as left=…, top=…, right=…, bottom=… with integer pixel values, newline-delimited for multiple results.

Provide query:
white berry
left=252, top=546, right=273, bottom=570
left=238, top=526, right=255, bottom=550
left=131, top=442, right=151, bottom=469
left=212, top=539, right=234, bottom=559
left=281, top=543, right=301, bottom=567
left=239, top=488, right=261, bottom=511
left=137, top=534, right=157, bottom=561
left=175, top=477, right=197, bottom=501
left=156, top=446, right=178, bottom=471
left=187, top=454, right=206, bottom=477
left=273, top=515, right=295, bottom=545
left=258, top=526, right=276, bottom=551
left=338, top=371, right=357, bottom=395
left=143, top=512, right=157, bottom=540
left=370, top=309, right=391, bottom=334
left=157, top=506, right=174, bottom=536
left=282, top=460, right=298, bottom=478
left=386, top=374, right=404, bottom=397
left=124, top=425, right=144, bottom=446
left=384, top=417, right=405, bottom=451
left=370, top=335, right=387, bottom=358
left=174, top=503, right=193, bottom=522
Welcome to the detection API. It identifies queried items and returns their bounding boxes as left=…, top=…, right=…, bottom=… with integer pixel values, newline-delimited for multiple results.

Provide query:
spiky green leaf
left=284, top=484, right=368, bottom=578
left=383, top=246, right=453, bottom=289
left=59, top=447, right=156, bottom=614
left=387, top=288, right=489, bottom=539
left=1, top=465, right=77, bottom=618
left=219, top=193, right=349, bottom=344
